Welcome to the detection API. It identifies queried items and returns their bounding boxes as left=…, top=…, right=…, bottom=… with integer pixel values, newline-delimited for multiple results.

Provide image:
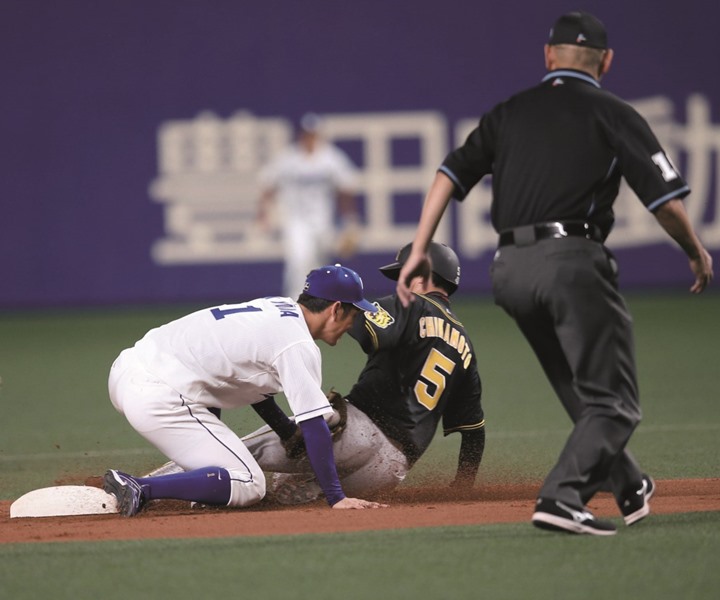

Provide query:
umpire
left=397, top=11, right=713, bottom=535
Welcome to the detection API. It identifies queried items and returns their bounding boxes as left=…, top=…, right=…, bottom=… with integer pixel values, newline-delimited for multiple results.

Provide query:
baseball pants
left=491, top=236, right=644, bottom=509
left=108, top=348, right=266, bottom=507
left=243, top=403, right=409, bottom=501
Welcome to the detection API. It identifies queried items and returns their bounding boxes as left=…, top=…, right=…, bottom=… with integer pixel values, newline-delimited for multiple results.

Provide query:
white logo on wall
left=149, top=111, right=448, bottom=264
left=150, top=96, right=719, bottom=265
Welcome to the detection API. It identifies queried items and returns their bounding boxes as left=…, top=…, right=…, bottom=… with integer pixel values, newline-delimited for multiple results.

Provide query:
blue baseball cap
left=303, top=264, right=377, bottom=313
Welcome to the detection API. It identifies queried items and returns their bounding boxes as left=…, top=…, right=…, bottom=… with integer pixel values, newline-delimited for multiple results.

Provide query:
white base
left=10, top=485, right=119, bottom=518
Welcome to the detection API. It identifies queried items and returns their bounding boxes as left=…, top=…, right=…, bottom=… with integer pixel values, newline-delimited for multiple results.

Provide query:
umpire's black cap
left=548, top=11, right=608, bottom=50
left=380, top=241, right=461, bottom=295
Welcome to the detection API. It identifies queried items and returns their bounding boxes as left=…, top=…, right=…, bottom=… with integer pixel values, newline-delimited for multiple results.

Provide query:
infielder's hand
left=332, top=497, right=389, bottom=509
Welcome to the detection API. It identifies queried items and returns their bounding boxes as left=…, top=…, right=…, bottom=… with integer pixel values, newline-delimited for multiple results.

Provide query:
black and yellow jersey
left=347, top=291, right=484, bottom=464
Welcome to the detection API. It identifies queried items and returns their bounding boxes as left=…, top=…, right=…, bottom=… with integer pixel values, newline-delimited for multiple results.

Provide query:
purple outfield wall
left=1, top=0, right=718, bottom=308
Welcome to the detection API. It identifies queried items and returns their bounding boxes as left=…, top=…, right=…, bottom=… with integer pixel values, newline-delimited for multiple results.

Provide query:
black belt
left=498, top=222, right=602, bottom=247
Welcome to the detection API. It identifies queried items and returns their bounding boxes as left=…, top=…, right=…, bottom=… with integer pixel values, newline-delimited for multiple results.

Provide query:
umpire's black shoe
left=620, top=474, right=656, bottom=526
left=532, top=498, right=617, bottom=536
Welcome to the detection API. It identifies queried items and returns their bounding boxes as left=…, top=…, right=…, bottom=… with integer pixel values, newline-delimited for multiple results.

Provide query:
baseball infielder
left=243, top=242, right=486, bottom=503
left=103, top=265, right=386, bottom=515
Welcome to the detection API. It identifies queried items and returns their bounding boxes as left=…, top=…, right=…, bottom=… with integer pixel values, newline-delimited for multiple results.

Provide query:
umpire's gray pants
left=491, top=236, right=644, bottom=509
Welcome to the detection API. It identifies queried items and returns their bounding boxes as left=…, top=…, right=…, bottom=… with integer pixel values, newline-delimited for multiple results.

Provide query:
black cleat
left=532, top=498, right=617, bottom=536
left=620, top=474, right=656, bottom=526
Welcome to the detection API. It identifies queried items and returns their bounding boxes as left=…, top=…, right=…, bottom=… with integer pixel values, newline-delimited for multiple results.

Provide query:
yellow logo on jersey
left=365, top=303, right=394, bottom=328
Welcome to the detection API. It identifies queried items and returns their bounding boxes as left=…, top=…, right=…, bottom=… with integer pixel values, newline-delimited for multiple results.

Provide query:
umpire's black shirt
left=440, top=69, right=690, bottom=239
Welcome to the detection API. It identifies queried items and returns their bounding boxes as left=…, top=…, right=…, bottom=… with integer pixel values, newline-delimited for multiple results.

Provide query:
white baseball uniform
left=259, top=142, right=357, bottom=298
left=108, top=297, right=333, bottom=507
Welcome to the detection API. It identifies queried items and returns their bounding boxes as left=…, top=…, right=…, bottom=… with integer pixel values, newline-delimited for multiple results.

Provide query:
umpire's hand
left=397, top=250, right=432, bottom=306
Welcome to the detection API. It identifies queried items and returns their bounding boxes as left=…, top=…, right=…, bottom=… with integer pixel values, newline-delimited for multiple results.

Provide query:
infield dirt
left=1, top=478, right=718, bottom=544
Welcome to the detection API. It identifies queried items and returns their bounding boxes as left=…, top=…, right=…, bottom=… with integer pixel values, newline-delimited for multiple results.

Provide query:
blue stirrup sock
left=136, top=467, right=232, bottom=505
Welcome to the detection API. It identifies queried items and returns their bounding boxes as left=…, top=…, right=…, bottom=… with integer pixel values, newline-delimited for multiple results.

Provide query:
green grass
left=1, top=512, right=718, bottom=600
left=0, top=293, right=718, bottom=599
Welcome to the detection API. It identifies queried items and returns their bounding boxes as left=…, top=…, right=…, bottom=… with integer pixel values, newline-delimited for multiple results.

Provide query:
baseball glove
left=280, top=389, right=348, bottom=459
left=281, top=426, right=306, bottom=459
left=326, top=388, right=348, bottom=437
left=335, top=222, right=360, bottom=259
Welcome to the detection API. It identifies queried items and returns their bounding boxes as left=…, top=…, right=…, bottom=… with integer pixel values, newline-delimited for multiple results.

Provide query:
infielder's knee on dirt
left=226, top=466, right=266, bottom=507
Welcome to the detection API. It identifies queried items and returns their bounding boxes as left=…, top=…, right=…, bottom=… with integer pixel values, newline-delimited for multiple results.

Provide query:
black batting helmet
left=379, top=241, right=461, bottom=295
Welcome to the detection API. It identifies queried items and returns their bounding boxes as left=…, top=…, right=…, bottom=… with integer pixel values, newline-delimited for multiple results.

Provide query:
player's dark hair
left=297, top=293, right=356, bottom=316
left=432, top=272, right=458, bottom=296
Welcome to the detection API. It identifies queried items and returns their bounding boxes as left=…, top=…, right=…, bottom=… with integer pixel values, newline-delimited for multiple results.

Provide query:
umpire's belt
left=498, top=222, right=602, bottom=247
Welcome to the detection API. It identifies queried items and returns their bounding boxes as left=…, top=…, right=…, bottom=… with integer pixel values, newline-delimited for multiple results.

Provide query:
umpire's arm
left=653, top=198, right=713, bottom=293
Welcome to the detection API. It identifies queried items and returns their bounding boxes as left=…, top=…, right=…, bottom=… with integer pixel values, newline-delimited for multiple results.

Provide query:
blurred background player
left=257, top=113, right=361, bottom=298
left=244, top=241, right=485, bottom=504
left=103, top=265, right=386, bottom=515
